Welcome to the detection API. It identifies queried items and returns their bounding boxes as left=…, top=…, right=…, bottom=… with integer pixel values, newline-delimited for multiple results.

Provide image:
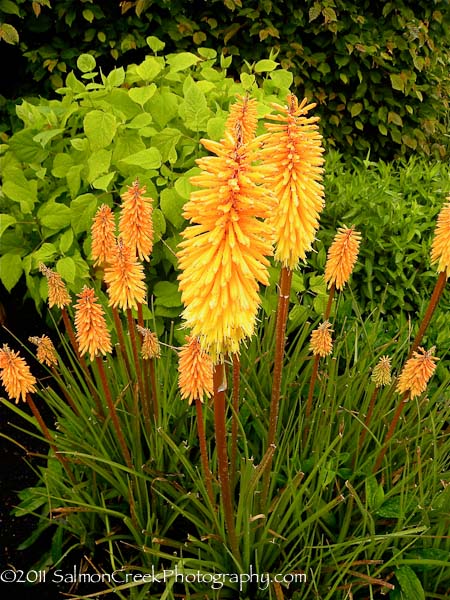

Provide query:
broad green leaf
left=87, top=149, right=112, bottom=183
left=240, top=72, right=255, bottom=90
left=160, top=188, right=185, bottom=228
left=106, top=67, right=125, bottom=88
left=149, top=90, right=180, bottom=128
left=0, top=254, right=22, bottom=291
left=136, top=56, right=163, bottom=82
left=77, top=53, right=96, bottom=73
left=0, top=22, right=19, bottom=44
left=152, top=281, right=182, bottom=307
left=38, top=202, right=72, bottom=229
left=167, top=52, right=200, bottom=73
left=83, top=110, right=117, bottom=150
left=112, top=132, right=146, bottom=163
left=388, top=111, right=403, bottom=126
left=65, top=71, right=85, bottom=93
left=395, top=566, right=425, bottom=600
left=126, top=113, right=153, bottom=129
left=0, top=0, right=21, bottom=16
left=119, top=147, right=161, bottom=170
left=179, top=82, right=209, bottom=132
left=207, top=116, right=226, bottom=140
left=33, top=128, right=65, bottom=147
left=152, top=208, right=166, bottom=239
left=52, top=153, right=74, bottom=178
left=59, top=229, right=74, bottom=253
left=8, top=129, right=48, bottom=163
left=107, top=88, right=141, bottom=120
left=174, top=174, right=196, bottom=200
left=146, top=36, right=165, bottom=53
left=390, top=73, right=405, bottom=92
left=151, top=128, right=181, bottom=163
left=70, top=138, right=88, bottom=152
left=0, top=214, right=16, bottom=237
left=254, top=59, right=278, bottom=73
left=16, top=101, right=46, bottom=129
left=270, top=69, right=293, bottom=89
left=128, top=84, right=157, bottom=106
left=350, top=102, right=363, bottom=117
left=2, top=169, right=37, bottom=213
left=70, top=194, right=97, bottom=234
left=66, top=164, right=84, bottom=198
left=92, top=172, right=116, bottom=191
left=56, top=256, right=76, bottom=283
left=31, top=243, right=57, bottom=268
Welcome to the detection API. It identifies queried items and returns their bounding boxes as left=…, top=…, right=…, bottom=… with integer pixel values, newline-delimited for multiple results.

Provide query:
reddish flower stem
left=373, top=391, right=409, bottom=474
left=126, top=308, right=145, bottom=403
left=261, top=266, right=292, bottom=507
left=95, top=356, right=133, bottom=470
left=137, top=303, right=144, bottom=329
left=26, top=393, right=76, bottom=484
left=230, top=353, right=240, bottom=484
left=112, top=307, right=132, bottom=379
left=213, top=362, right=240, bottom=561
left=195, top=397, right=214, bottom=506
left=148, top=358, right=158, bottom=419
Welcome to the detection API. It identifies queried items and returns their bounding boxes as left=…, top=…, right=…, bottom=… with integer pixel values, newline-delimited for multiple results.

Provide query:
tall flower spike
left=0, top=344, right=36, bottom=402
left=310, top=321, right=333, bottom=357
left=225, top=95, right=258, bottom=145
left=178, top=337, right=214, bottom=405
left=177, top=97, right=275, bottom=361
left=324, top=226, right=362, bottom=290
left=91, top=204, right=116, bottom=267
left=396, top=346, right=439, bottom=399
left=371, top=355, right=392, bottom=387
left=260, top=94, right=325, bottom=269
left=430, top=199, right=450, bottom=276
left=137, top=325, right=160, bottom=359
left=29, top=335, right=58, bottom=367
left=119, top=179, right=154, bottom=261
left=104, top=238, right=146, bottom=311
left=74, top=286, right=112, bottom=361
left=39, top=264, right=71, bottom=308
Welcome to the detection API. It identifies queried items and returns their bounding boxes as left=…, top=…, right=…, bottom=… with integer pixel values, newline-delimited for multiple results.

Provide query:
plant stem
left=324, top=283, right=336, bottom=321
left=95, top=356, right=133, bottom=470
left=26, top=393, right=76, bottom=484
left=230, top=353, right=240, bottom=484
left=261, top=266, right=292, bottom=506
left=195, top=397, right=214, bottom=506
left=213, top=362, right=240, bottom=562
left=137, top=303, right=144, bottom=328
left=358, top=386, right=379, bottom=453
left=373, top=391, right=409, bottom=474
left=126, top=308, right=145, bottom=403
left=407, top=271, right=447, bottom=359
left=149, top=358, right=158, bottom=419
left=50, top=366, right=79, bottom=416
left=112, top=307, right=132, bottom=378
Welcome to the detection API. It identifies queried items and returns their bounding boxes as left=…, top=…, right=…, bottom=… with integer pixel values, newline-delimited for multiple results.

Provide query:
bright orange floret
left=260, top=94, right=325, bottom=269
left=310, top=321, right=333, bottom=357
left=104, top=238, right=146, bottom=311
left=74, top=286, right=112, bottom=361
left=29, top=335, right=58, bottom=367
left=137, top=325, right=160, bottom=359
left=39, top=264, right=71, bottom=308
left=324, top=226, right=361, bottom=290
left=430, top=199, right=450, bottom=276
left=0, top=344, right=36, bottom=403
left=177, top=99, right=275, bottom=361
left=178, top=337, right=213, bottom=405
left=226, top=95, right=258, bottom=145
left=119, top=179, right=154, bottom=262
left=91, top=204, right=116, bottom=267
left=371, top=355, right=392, bottom=388
left=396, top=346, right=439, bottom=399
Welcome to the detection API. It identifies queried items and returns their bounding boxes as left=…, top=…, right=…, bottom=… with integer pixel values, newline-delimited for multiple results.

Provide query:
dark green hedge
left=1, top=0, right=449, bottom=160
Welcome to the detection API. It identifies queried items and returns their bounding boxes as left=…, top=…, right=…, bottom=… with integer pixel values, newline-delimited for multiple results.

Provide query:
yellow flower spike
left=260, top=94, right=325, bottom=269
left=225, top=95, right=258, bottom=145
left=137, top=325, right=161, bottom=359
left=310, top=321, right=333, bottom=357
left=104, top=238, right=146, bottom=311
left=178, top=337, right=214, bottom=405
left=0, top=344, right=36, bottom=403
left=29, top=335, right=58, bottom=367
left=39, top=263, right=72, bottom=309
left=324, top=226, right=362, bottom=290
left=91, top=204, right=116, bottom=267
left=74, top=286, right=112, bottom=361
left=177, top=98, right=275, bottom=361
left=119, top=179, right=154, bottom=262
left=430, top=199, right=450, bottom=276
left=371, top=355, right=392, bottom=388
left=396, top=346, right=439, bottom=399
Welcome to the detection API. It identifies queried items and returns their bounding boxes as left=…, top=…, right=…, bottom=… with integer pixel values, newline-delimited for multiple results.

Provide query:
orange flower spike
left=226, top=95, right=258, bottom=145
left=91, top=204, right=116, bottom=267
left=310, top=321, right=333, bottom=357
left=430, top=199, right=450, bottom=276
left=74, top=286, right=112, bottom=361
left=0, top=344, right=36, bottom=403
left=324, top=226, right=362, bottom=290
left=39, top=263, right=71, bottom=309
left=119, top=179, right=154, bottom=261
left=29, top=335, right=58, bottom=367
left=260, top=94, right=325, bottom=269
left=177, top=99, right=275, bottom=360
left=178, top=337, right=214, bottom=405
left=371, top=355, right=392, bottom=388
left=104, top=238, right=146, bottom=311
left=396, top=346, right=439, bottom=399
left=137, top=325, right=161, bottom=359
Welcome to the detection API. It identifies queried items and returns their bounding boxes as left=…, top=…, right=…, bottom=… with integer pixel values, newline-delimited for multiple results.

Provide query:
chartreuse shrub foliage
left=0, top=47, right=293, bottom=337
left=1, top=1, right=449, bottom=159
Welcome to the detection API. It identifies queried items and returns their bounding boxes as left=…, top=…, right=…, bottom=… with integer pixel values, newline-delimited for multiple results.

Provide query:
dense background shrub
left=1, top=0, right=449, bottom=159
